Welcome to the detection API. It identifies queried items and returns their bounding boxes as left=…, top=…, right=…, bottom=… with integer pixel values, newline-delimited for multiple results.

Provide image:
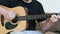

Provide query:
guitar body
left=0, top=6, right=27, bottom=34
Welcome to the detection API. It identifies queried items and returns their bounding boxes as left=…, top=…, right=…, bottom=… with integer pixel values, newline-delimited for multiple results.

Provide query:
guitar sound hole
left=5, top=21, right=18, bottom=30
left=11, top=15, right=18, bottom=23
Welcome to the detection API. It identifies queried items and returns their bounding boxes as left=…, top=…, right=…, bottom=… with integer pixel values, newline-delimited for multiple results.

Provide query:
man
left=0, top=0, right=60, bottom=34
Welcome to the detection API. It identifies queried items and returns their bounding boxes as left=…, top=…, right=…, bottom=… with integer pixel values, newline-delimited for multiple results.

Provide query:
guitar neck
left=17, top=13, right=60, bottom=21
left=17, top=13, right=59, bottom=21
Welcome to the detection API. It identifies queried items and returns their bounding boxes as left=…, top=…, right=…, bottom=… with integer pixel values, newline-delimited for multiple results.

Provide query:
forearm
left=39, top=19, right=54, bottom=32
left=0, top=7, right=16, bottom=20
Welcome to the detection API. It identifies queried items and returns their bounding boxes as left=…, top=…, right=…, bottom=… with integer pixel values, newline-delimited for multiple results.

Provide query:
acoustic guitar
left=0, top=5, right=60, bottom=34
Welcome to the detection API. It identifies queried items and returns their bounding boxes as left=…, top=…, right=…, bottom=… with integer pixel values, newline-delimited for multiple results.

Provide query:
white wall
left=37, top=0, right=60, bottom=13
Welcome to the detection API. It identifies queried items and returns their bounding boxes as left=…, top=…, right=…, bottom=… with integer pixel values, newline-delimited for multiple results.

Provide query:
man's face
left=23, top=0, right=32, bottom=3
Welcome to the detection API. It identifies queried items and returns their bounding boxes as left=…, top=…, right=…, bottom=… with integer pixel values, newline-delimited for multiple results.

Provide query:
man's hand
left=0, top=7, right=16, bottom=20
left=50, top=14, right=60, bottom=23
left=39, top=14, right=60, bottom=32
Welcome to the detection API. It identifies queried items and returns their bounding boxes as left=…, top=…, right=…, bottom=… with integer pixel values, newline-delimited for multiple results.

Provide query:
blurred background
left=37, top=0, right=60, bottom=13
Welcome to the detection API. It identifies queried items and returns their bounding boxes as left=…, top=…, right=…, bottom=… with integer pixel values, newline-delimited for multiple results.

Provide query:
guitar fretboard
left=16, top=13, right=60, bottom=21
left=17, top=14, right=51, bottom=21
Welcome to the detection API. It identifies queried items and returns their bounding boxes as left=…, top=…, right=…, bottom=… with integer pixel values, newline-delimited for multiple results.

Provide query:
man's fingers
left=50, top=14, right=58, bottom=22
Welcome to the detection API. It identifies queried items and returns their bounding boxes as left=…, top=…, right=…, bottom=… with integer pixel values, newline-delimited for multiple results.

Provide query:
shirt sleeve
left=36, top=1, right=47, bottom=22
